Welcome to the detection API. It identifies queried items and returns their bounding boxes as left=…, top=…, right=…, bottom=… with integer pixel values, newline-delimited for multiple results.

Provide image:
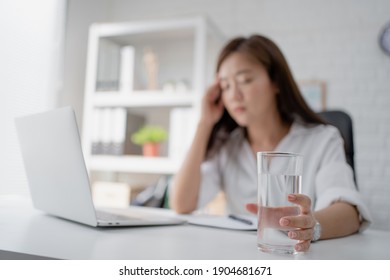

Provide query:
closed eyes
left=220, top=77, right=253, bottom=92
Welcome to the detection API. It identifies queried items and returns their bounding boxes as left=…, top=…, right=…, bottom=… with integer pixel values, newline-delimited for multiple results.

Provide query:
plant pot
left=142, top=142, right=160, bottom=157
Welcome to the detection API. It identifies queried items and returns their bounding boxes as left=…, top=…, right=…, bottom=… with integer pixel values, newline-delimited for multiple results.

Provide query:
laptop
left=15, top=106, right=185, bottom=227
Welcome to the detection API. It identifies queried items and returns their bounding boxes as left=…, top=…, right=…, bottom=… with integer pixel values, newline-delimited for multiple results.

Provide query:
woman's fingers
left=295, top=240, right=311, bottom=252
left=200, top=79, right=224, bottom=126
left=288, top=194, right=311, bottom=214
left=283, top=194, right=316, bottom=245
left=280, top=214, right=315, bottom=229
left=245, top=203, right=258, bottom=214
left=280, top=194, right=314, bottom=229
left=288, top=228, right=314, bottom=240
left=205, top=79, right=221, bottom=102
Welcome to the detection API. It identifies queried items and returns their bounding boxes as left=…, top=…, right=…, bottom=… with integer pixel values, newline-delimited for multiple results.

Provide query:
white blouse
left=197, top=121, right=372, bottom=230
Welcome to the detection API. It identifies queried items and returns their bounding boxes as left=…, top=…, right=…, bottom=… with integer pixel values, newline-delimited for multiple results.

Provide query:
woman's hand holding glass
left=246, top=193, right=316, bottom=252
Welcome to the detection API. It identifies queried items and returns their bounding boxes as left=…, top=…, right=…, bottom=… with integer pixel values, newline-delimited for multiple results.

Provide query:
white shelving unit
left=92, top=91, right=196, bottom=108
left=89, top=155, right=179, bottom=174
left=82, top=16, right=225, bottom=182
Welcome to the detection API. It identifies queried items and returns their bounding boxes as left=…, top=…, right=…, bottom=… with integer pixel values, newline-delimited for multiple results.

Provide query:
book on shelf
left=168, top=108, right=195, bottom=161
left=119, top=45, right=135, bottom=94
left=95, top=39, right=120, bottom=92
left=90, top=108, right=125, bottom=155
left=91, top=108, right=145, bottom=156
left=91, top=108, right=102, bottom=154
left=101, top=107, right=115, bottom=154
left=111, top=108, right=127, bottom=155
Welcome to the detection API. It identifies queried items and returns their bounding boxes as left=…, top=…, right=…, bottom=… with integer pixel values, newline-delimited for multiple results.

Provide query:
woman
left=170, top=35, right=371, bottom=252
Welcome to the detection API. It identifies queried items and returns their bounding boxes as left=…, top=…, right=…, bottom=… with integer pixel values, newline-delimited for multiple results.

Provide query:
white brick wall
left=66, top=0, right=390, bottom=229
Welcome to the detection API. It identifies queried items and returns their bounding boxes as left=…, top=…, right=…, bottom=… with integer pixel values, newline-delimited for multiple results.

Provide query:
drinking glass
left=257, top=152, right=303, bottom=255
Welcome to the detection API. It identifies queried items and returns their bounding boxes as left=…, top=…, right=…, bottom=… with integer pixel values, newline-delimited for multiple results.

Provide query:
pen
left=228, top=214, right=253, bottom=225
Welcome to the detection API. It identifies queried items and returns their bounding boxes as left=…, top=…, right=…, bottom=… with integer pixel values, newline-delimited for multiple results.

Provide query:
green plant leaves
left=130, top=125, right=168, bottom=145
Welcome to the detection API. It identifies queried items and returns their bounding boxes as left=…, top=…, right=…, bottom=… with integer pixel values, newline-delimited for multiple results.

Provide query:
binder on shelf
left=96, top=39, right=120, bottom=91
left=111, top=108, right=127, bottom=155
left=168, top=108, right=195, bottom=161
left=100, top=108, right=113, bottom=154
left=119, top=46, right=135, bottom=94
left=91, top=108, right=102, bottom=154
left=91, top=108, right=127, bottom=155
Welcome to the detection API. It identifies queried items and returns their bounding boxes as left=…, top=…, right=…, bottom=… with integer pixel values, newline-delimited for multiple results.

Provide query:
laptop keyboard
left=96, top=210, right=140, bottom=221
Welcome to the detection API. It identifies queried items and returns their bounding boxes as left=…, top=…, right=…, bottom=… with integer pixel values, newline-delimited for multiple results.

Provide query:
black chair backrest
left=317, top=110, right=356, bottom=184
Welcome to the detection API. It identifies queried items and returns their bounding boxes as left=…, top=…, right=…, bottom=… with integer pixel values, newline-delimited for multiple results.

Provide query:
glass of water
left=257, top=152, right=303, bottom=255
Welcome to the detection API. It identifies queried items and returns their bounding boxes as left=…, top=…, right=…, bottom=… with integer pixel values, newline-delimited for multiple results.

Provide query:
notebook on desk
left=15, top=106, right=185, bottom=227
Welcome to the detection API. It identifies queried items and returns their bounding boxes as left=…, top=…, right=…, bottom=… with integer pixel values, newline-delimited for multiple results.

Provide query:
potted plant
left=130, top=125, right=168, bottom=157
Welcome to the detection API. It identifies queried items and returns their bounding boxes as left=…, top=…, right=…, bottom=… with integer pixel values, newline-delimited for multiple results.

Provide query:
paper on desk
left=185, top=214, right=257, bottom=231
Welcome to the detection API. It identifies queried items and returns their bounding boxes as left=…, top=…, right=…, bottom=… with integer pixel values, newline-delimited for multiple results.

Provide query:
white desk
left=1, top=196, right=389, bottom=260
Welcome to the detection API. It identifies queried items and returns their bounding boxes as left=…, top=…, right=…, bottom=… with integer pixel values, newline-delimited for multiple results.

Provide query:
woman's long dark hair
left=205, top=34, right=325, bottom=158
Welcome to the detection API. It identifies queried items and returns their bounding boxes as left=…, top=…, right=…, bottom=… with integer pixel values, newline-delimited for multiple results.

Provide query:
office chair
left=317, top=110, right=357, bottom=185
